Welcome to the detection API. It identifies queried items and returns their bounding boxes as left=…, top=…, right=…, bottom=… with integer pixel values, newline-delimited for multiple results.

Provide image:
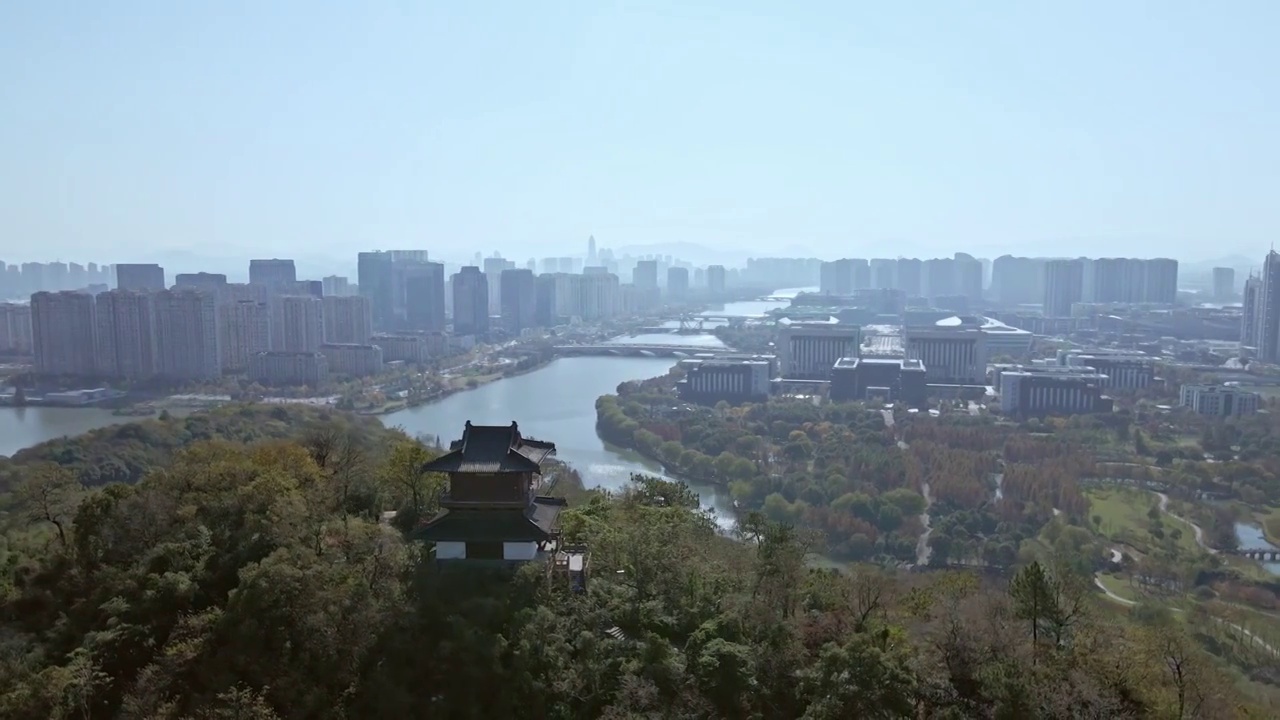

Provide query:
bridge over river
left=554, top=344, right=713, bottom=357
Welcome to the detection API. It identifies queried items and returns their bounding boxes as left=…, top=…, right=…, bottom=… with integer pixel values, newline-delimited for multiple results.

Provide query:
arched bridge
left=1228, top=548, right=1280, bottom=562
left=554, top=344, right=709, bottom=358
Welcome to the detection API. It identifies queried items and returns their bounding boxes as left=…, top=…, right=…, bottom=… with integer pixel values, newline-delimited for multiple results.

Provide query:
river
left=0, top=289, right=812, bottom=525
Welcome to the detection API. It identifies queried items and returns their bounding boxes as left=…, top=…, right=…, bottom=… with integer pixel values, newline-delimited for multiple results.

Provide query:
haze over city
left=3, top=1, right=1279, bottom=267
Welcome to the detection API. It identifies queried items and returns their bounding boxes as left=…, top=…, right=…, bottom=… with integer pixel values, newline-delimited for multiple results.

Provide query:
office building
left=248, top=351, right=329, bottom=387
left=451, top=266, right=489, bottom=336
left=1213, top=267, right=1235, bottom=301
left=0, top=303, right=33, bottom=355
left=152, top=289, right=220, bottom=380
left=500, top=268, right=537, bottom=333
left=777, top=321, right=862, bottom=380
left=403, top=261, right=446, bottom=333
left=1044, top=259, right=1085, bottom=317
left=829, top=357, right=928, bottom=407
left=707, top=265, right=727, bottom=294
left=322, top=275, right=352, bottom=297
left=667, top=267, right=690, bottom=301
left=174, top=272, right=227, bottom=299
left=372, top=333, right=432, bottom=364
left=320, top=343, right=384, bottom=378
left=115, top=264, right=166, bottom=292
left=95, top=290, right=156, bottom=380
left=323, top=295, right=373, bottom=344
left=677, top=357, right=773, bottom=403
left=249, top=259, right=297, bottom=290
left=1059, top=351, right=1154, bottom=390
left=218, top=300, right=271, bottom=371
left=31, top=291, right=97, bottom=376
left=999, top=369, right=1112, bottom=417
left=358, top=251, right=396, bottom=331
left=271, top=295, right=324, bottom=352
left=1179, top=384, right=1260, bottom=417
left=903, top=324, right=987, bottom=384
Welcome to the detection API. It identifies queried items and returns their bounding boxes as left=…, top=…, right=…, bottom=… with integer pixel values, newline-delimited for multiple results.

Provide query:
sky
left=2, top=1, right=1278, bottom=270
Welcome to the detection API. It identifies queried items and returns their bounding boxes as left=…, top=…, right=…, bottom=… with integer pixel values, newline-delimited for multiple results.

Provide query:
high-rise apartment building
left=323, top=295, right=373, bottom=344
left=218, top=300, right=271, bottom=372
left=535, top=274, right=560, bottom=327
left=272, top=295, right=325, bottom=352
left=115, top=263, right=166, bottom=292
left=579, top=272, right=620, bottom=321
left=451, top=266, right=489, bottom=336
left=923, top=258, right=957, bottom=300
left=1043, top=259, right=1085, bottom=317
left=895, top=258, right=923, bottom=297
left=322, top=275, right=352, bottom=297
left=152, top=289, right=220, bottom=380
left=991, top=256, right=1045, bottom=306
left=483, top=257, right=515, bottom=316
left=870, top=259, right=896, bottom=290
left=1251, top=251, right=1280, bottom=362
left=32, top=291, right=97, bottom=376
left=820, top=260, right=854, bottom=295
left=0, top=303, right=33, bottom=355
left=707, top=265, right=726, bottom=294
left=1213, top=267, right=1235, bottom=300
left=667, top=267, right=690, bottom=300
left=174, top=273, right=227, bottom=300
left=95, top=290, right=156, bottom=380
left=249, top=259, right=297, bottom=289
left=500, top=268, right=537, bottom=334
left=955, top=253, right=983, bottom=305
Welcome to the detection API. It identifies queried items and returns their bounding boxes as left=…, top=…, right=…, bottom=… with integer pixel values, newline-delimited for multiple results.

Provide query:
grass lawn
left=1087, top=488, right=1203, bottom=556
left=1096, top=572, right=1139, bottom=603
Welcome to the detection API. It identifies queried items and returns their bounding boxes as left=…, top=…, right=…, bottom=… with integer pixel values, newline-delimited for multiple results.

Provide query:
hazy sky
left=2, top=1, right=1277, bottom=267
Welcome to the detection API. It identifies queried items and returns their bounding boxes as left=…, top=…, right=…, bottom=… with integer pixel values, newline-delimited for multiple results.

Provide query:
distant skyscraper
left=870, top=259, right=896, bottom=290
left=579, top=272, right=620, bottom=321
left=991, top=256, right=1045, bottom=306
left=587, top=235, right=597, bottom=264
left=402, top=261, right=446, bottom=333
left=667, top=267, right=690, bottom=300
left=116, top=264, right=166, bottom=293
left=95, top=290, right=156, bottom=380
left=174, top=272, right=228, bottom=301
left=483, top=257, right=515, bottom=316
left=1254, top=251, right=1280, bottom=362
left=249, top=259, right=297, bottom=289
left=1144, top=258, right=1179, bottom=304
left=323, top=295, right=374, bottom=344
left=451, top=266, right=489, bottom=336
left=152, top=289, right=220, bottom=380
left=923, top=258, right=957, bottom=300
left=358, top=251, right=395, bottom=331
left=0, top=303, right=34, bottom=355
left=634, top=260, right=659, bottom=290
left=535, top=274, right=559, bottom=327
left=272, top=295, right=325, bottom=352
left=1043, top=259, right=1085, bottom=317
left=707, top=265, right=727, bottom=294
left=500, top=268, right=537, bottom=333
left=322, top=275, right=351, bottom=297
left=819, top=260, right=854, bottom=295
left=1242, top=274, right=1262, bottom=347
left=1213, top=267, right=1235, bottom=301
left=219, top=300, right=271, bottom=372
left=954, top=253, right=984, bottom=305
left=31, top=291, right=97, bottom=376
left=895, top=258, right=923, bottom=297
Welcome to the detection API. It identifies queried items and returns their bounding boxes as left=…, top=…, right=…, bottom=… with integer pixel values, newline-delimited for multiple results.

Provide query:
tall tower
left=587, top=235, right=598, bottom=264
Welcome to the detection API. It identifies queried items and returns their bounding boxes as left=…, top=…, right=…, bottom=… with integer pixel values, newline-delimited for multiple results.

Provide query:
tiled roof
left=423, top=421, right=557, bottom=473
left=413, top=496, right=567, bottom=542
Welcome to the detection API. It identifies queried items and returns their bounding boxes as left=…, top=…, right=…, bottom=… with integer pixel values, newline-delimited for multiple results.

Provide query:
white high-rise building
left=579, top=272, right=620, bottom=321
left=0, top=303, right=34, bottom=355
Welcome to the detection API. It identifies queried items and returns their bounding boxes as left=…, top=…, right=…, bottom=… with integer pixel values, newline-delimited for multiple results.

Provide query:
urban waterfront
left=0, top=291, right=808, bottom=522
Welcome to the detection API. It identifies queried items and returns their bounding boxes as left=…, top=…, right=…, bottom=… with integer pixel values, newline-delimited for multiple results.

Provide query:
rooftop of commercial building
left=833, top=357, right=924, bottom=371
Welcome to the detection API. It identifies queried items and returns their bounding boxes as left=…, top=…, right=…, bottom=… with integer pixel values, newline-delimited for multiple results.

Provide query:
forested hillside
left=0, top=407, right=1263, bottom=718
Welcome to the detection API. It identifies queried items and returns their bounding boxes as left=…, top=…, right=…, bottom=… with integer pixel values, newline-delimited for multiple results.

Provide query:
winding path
left=1153, top=491, right=1217, bottom=555
left=1094, top=578, right=1280, bottom=656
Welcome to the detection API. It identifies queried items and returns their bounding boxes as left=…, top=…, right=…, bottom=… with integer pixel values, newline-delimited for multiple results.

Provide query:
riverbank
left=359, top=354, right=557, bottom=416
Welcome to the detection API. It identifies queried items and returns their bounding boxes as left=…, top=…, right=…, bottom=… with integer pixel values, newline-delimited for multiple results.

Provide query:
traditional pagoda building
left=415, top=421, right=569, bottom=564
